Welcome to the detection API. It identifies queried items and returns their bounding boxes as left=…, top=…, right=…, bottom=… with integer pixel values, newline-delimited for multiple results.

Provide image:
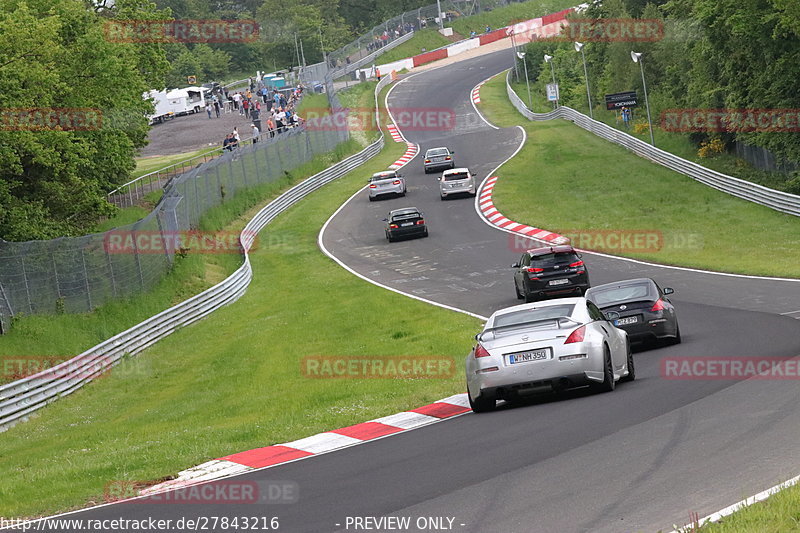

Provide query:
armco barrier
left=505, top=70, right=800, bottom=217
left=0, top=77, right=394, bottom=432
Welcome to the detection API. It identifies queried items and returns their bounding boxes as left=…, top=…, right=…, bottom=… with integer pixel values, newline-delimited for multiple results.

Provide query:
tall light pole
left=318, top=26, right=327, bottom=67
left=544, top=54, right=558, bottom=109
left=631, top=51, right=655, bottom=146
left=509, top=28, right=519, bottom=80
left=437, top=0, right=444, bottom=30
left=517, top=52, right=532, bottom=109
left=574, top=42, right=593, bottom=120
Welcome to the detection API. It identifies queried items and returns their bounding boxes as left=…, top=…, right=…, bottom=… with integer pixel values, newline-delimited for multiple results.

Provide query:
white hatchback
left=438, top=168, right=477, bottom=200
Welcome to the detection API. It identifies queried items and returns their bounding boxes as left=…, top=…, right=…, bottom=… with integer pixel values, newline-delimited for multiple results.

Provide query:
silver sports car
left=466, top=297, right=633, bottom=413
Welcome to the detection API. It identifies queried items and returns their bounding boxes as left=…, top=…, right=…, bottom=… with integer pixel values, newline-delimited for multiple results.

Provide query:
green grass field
left=477, top=71, right=800, bottom=278
left=0, top=81, right=480, bottom=518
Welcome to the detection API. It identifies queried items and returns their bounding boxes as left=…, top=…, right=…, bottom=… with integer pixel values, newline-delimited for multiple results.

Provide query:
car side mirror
left=381, top=218, right=388, bottom=222
left=511, top=262, right=519, bottom=268
left=663, top=287, right=674, bottom=295
left=605, top=311, right=621, bottom=321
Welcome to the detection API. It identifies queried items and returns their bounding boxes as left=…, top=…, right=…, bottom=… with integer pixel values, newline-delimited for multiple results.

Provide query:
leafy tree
left=0, top=0, right=170, bottom=240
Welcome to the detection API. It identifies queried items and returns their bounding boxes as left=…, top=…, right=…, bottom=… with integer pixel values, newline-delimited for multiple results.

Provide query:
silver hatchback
left=368, top=170, right=406, bottom=201
left=438, top=168, right=477, bottom=199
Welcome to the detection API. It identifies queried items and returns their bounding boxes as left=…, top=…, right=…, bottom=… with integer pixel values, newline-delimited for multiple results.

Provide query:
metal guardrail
left=0, top=80, right=392, bottom=432
left=505, top=70, right=800, bottom=217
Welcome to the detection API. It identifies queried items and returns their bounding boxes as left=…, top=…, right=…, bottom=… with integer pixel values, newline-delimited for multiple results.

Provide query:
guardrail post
left=240, top=156, right=248, bottom=188
left=131, top=230, right=145, bottom=290
left=104, top=245, right=118, bottom=298
left=81, top=248, right=92, bottom=311
left=20, top=257, right=33, bottom=314
left=52, top=253, right=62, bottom=311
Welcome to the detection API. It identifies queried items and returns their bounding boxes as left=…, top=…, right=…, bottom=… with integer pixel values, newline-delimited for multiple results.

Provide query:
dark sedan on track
left=512, top=245, right=590, bottom=302
left=423, top=147, right=455, bottom=173
left=384, top=207, right=428, bottom=242
left=585, top=278, right=681, bottom=345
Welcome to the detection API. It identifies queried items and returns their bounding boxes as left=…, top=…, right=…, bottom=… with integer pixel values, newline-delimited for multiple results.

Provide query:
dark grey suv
left=512, top=245, right=590, bottom=302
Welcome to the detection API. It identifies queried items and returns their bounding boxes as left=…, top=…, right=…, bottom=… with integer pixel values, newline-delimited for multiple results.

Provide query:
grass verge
left=0, top=81, right=480, bottom=518
left=696, top=482, right=800, bottom=532
left=477, top=71, right=800, bottom=278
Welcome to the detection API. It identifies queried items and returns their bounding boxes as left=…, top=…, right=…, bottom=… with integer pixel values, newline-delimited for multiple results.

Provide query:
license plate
left=615, top=316, right=639, bottom=326
left=508, top=349, right=550, bottom=364
left=549, top=279, right=569, bottom=286
left=433, top=157, right=443, bottom=162
left=400, top=222, right=413, bottom=227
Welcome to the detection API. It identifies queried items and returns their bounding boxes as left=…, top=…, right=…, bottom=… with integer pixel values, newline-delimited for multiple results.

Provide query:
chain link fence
left=0, top=124, right=348, bottom=319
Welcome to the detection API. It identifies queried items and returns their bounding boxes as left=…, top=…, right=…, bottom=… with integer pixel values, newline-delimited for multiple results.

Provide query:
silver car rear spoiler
left=477, top=316, right=582, bottom=341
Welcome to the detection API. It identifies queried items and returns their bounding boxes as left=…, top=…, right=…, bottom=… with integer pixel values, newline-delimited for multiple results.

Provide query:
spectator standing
left=251, top=123, right=260, bottom=143
left=206, top=105, right=212, bottom=119
left=213, top=99, right=221, bottom=118
left=223, top=133, right=233, bottom=151
left=232, top=92, right=241, bottom=111
left=242, top=98, right=250, bottom=117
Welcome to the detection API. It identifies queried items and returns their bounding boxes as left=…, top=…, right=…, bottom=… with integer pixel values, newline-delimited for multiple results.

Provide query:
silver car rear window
left=494, top=304, right=576, bottom=328
left=427, top=149, right=449, bottom=156
left=590, top=284, right=652, bottom=306
left=443, top=172, right=469, bottom=181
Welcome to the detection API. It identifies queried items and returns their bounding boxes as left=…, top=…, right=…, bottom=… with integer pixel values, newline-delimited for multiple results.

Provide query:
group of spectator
left=221, top=82, right=306, bottom=151
left=366, top=22, right=416, bottom=53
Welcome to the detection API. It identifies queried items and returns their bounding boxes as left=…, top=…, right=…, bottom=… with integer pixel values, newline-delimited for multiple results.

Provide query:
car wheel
left=669, top=323, right=682, bottom=345
left=468, top=390, right=496, bottom=413
left=515, top=282, right=524, bottom=300
left=440, top=194, right=445, bottom=201
left=423, top=228, right=429, bottom=237
left=368, top=195, right=375, bottom=202
left=620, top=342, right=635, bottom=382
left=574, top=287, right=583, bottom=296
left=591, top=346, right=616, bottom=393
left=386, top=232, right=394, bottom=242
left=524, top=290, right=537, bottom=303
